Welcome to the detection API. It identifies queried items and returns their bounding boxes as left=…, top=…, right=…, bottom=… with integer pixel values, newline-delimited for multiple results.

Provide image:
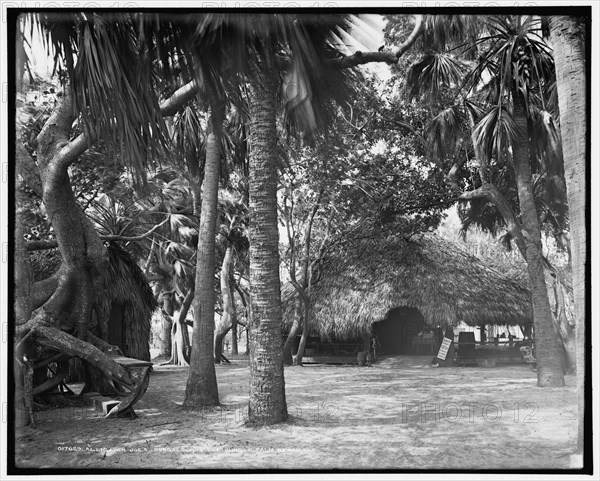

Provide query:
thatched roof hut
left=282, top=233, right=532, bottom=343
left=31, top=244, right=156, bottom=361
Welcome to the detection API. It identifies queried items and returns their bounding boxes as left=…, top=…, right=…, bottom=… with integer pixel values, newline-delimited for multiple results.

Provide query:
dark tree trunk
left=247, top=63, right=287, bottom=424
left=512, top=89, right=565, bottom=387
left=184, top=104, right=222, bottom=408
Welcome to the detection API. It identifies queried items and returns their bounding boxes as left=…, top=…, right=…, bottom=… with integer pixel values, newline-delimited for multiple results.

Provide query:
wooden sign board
left=437, top=337, right=453, bottom=360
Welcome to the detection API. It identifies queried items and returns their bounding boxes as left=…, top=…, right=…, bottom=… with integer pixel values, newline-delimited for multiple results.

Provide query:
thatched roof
left=30, top=244, right=156, bottom=361
left=282, top=233, right=533, bottom=342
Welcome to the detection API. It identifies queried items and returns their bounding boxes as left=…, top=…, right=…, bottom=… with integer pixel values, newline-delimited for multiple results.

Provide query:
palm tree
left=548, top=14, right=587, bottom=453
left=403, top=14, right=566, bottom=386
left=191, top=12, right=384, bottom=423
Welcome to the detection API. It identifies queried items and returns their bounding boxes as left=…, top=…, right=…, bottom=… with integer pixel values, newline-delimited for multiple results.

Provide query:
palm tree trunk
left=549, top=15, right=587, bottom=453
left=247, top=63, right=288, bottom=425
left=512, top=89, right=565, bottom=387
left=183, top=105, right=223, bottom=408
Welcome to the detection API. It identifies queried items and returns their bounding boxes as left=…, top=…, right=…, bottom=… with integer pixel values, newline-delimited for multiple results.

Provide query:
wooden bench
left=103, top=355, right=153, bottom=419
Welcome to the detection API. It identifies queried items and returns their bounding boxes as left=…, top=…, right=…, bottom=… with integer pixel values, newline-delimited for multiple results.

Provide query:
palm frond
left=72, top=13, right=169, bottom=185
left=529, top=108, right=563, bottom=177
left=425, top=104, right=465, bottom=162
left=473, top=104, right=519, bottom=165
left=406, top=53, right=466, bottom=101
left=171, top=104, right=207, bottom=180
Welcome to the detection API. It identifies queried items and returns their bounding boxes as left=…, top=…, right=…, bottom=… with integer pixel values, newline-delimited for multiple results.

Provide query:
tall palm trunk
left=549, top=15, right=587, bottom=453
left=512, top=89, right=565, bottom=387
left=183, top=105, right=223, bottom=408
left=247, top=63, right=288, bottom=425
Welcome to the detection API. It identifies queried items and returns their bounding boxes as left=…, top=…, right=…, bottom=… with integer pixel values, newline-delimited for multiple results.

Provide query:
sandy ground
left=13, top=355, right=578, bottom=471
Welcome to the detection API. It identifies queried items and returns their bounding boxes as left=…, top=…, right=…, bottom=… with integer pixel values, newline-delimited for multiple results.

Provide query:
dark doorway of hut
left=371, top=307, right=448, bottom=366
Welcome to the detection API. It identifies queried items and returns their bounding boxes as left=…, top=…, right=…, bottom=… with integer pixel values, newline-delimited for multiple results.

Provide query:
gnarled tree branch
left=333, top=15, right=424, bottom=69
left=49, top=81, right=200, bottom=173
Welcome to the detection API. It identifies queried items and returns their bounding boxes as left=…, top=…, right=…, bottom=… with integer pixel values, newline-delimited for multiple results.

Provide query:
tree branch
left=332, top=15, right=424, bottom=69
left=25, top=218, right=169, bottom=251
left=101, top=217, right=170, bottom=242
left=160, top=80, right=199, bottom=117
left=31, top=275, right=60, bottom=310
left=51, top=81, right=200, bottom=172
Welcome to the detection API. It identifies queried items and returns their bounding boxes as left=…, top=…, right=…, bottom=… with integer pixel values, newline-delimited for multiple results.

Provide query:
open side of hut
left=31, top=244, right=156, bottom=363
left=282, top=233, right=533, bottom=359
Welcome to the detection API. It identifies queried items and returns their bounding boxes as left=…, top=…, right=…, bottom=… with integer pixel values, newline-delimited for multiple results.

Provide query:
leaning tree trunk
left=167, top=290, right=193, bottom=366
left=17, top=92, right=117, bottom=396
left=549, top=15, right=587, bottom=453
left=215, top=244, right=235, bottom=363
left=230, top=274, right=239, bottom=355
left=512, top=89, right=565, bottom=387
left=152, top=281, right=174, bottom=358
left=282, top=303, right=302, bottom=366
left=13, top=91, right=155, bottom=423
left=246, top=63, right=288, bottom=425
left=183, top=104, right=222, bottom=408
left=294, top=297, right=311, bottom=366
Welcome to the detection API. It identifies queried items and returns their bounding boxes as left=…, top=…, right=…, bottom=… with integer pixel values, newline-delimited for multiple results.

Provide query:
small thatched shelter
left=282, top=233, right=532, bottom=349
left=31, top=244, right=156, bottom=361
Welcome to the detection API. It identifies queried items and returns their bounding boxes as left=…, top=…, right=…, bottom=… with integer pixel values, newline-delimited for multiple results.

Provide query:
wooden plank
left=108, top=355, right=153, bottom=368
left=82, top=392, right=120, bottom=415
